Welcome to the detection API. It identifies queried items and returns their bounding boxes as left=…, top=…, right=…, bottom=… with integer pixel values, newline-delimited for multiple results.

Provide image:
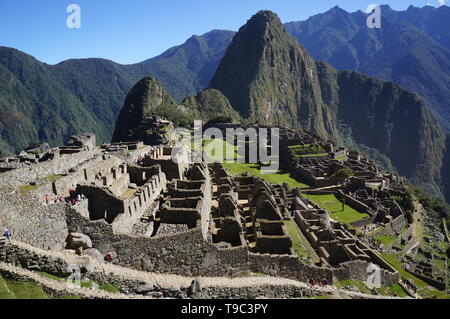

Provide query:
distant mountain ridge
left=0, top=30, right=234, bottom=156
left=285, top=4, right=450, bottom=131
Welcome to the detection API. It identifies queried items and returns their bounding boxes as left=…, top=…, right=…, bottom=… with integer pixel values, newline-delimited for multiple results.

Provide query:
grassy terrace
left=0, top=274, right=48, bottom=299
left=35, top=271, right=120, bottom=294
left=304, top=193, right=369, bottom=224
left=380, top=253, right=450, bottom=299
left=334, top=278, right=408, bottom=297
left=284, top=220, right=320, bottom=264
left=375, top=234, right=398, bottom=246
left=288, top=144, right=328, bottom=158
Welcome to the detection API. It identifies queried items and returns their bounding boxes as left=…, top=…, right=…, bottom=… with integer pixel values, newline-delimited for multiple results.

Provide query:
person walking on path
left=3, top=228, right=11, bottom=241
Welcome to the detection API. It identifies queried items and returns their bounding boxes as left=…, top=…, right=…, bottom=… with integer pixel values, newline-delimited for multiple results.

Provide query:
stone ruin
left=0, top=127, right=411, bottom=298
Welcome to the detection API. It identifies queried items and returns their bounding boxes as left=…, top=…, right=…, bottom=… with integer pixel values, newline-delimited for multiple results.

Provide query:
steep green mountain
left=0, top=48, right=106, bottom=156
left=138, top=30, right=235, bottom=102
left=209, top=10, right=450, bottom=202
left=0, top=30, right=233, bottom=156
left=50, top=58, right=141, bottom=135
left=181, top=89, right=241, bottom=123
left=285, top=5, right=450, bottom=131
left=113, top=76, right=242, bottom=143
left=112, top=76, right=192, bottom=143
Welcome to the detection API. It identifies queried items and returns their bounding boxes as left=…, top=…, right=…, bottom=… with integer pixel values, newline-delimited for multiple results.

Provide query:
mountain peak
left=327, top=5, right=348, bottom=14
left=242, top=10, right=284, bottom=34
left=210, top=9, right=320, bottom=125
left=252, top=10, right=280, bottom=19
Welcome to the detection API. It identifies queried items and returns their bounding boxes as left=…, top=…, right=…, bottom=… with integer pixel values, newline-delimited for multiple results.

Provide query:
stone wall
left=248, top=253, right=333, bottom=283
left=0, top=192, right=68, bottom=251
left=334, top=259, right=399, bottom=287
left=336, top=190, right=374, bottom=216
left=0, top=242, right=71, bottom=277
left=65, top=208, right=248, bottom=277
left=0, top=150, right=99, bottom=189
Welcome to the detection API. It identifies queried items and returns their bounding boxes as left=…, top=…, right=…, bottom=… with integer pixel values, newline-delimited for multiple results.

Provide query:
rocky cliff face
left=209, top=10, right=449, bottom=201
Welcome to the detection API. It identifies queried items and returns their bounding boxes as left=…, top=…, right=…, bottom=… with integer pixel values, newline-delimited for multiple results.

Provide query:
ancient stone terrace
left=292, top=192, right=399, bottom=285
left=294, top=150, right=387, bottom=188
left=279, top=128, right=320, bottom=147
left=208, top=163, right=293, bottom=255
left=74, top=163, right=166, bottom=235
left=338, top=180, right=407, bottom=235
left=0, top=129, right=408, bottom=292
left=141, top=146, right=189, bottom=180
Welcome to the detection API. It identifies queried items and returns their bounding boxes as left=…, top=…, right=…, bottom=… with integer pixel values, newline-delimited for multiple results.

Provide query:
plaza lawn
left=223, top=162, right=310, bottom=189
left=203, top=138, right=310, bottom=189
left=304, top=194, right=369, bottom=224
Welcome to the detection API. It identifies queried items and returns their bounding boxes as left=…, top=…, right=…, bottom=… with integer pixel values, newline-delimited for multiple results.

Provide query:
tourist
left=77, top=194, right=81, bottom=202
left=3, top=228, right=11, bottom=241
left=105, top=253, right=113, bottom=263
left=45, top=194, right=49, bottom=205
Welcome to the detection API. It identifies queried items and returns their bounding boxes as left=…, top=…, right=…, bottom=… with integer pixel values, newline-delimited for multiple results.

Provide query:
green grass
left=203, top=138, right=310, bottom=188
left=0, top=274, right=48, bottom=299
left=253, top=272, right=268, bottom=277
left=375, top=234, right=398, bottom=246
left=380, top=253, right=450, bottom=299
left=45, top=174, right=61, bottom=183
left=304, top=194, right=369, bottom=224
left=223, top=162, right=310, bottom=188
left=29, top=150, right=42, bottom=155
left=98, top=283, right=120, bottom=293
left=35, top=271, right=120, bottom=294
left=5, top=280, right=49, bottom=299
left=288, top=145, right=325, bottom=155
left=284, top=220, right=320, bottom=264
left=388, top=283, right=409, bottom=297
left=0, top=275, right=15, bottom=299
left=19, top=183, right=42, bottom=195
left=307, top=294, right=333, bottom=299
left=366, top=226, right=385, bottom=237
left=298, top=153, right=328, bottom=158
left=334, top=278, right=409, bottom=297
left=334, top=279, right=372, bottom=294
left=59, top=295, right=82, bottom=299
left=36, top=271, right=64, bottom=282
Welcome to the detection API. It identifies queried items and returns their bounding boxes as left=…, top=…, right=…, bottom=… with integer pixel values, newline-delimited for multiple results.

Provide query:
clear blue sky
left=0, top=0, right=444, bottom=65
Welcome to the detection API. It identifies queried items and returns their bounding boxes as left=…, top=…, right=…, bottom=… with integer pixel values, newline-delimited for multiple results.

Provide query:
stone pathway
left=99, top=262, right=336, bottom=293
left=2, top=238, right=410, bottom=299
